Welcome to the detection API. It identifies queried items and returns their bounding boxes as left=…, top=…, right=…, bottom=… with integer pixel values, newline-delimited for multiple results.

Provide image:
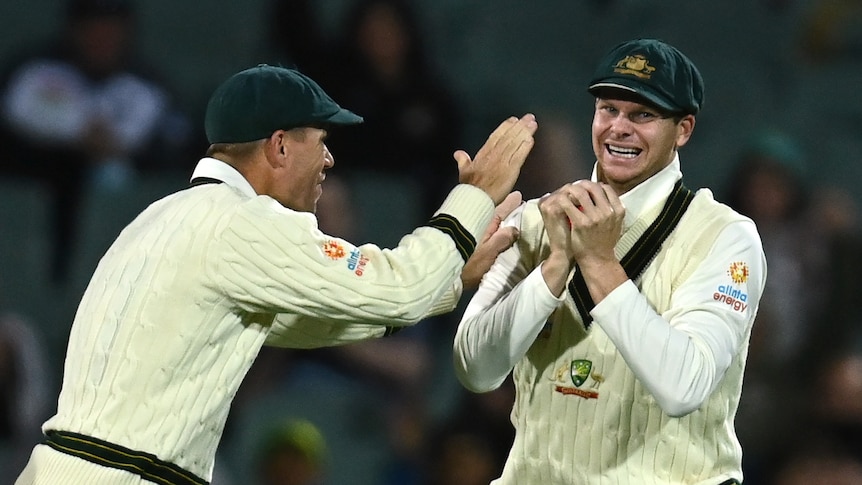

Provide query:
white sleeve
left=264, top=276, right=461, bottom=349
left=213, top=184, right=494, bottom=328
left=592, top=220, right=766, bottom=417
left=265, top=313, right=386, bottom=348
left=453, top=207, right=565, bottom=392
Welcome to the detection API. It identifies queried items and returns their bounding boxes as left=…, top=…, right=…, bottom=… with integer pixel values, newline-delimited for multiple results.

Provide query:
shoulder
left=689, top=188, right=753, bottom=226
left=669, top=187, right=761, bottom=252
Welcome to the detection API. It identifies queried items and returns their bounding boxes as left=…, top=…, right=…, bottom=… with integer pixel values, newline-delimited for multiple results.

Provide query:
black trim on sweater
left=423, top=213, right=476, bottom=262
left=568, top=180, right=695, bottom=328
left=43, top=430, right=208, bottom=485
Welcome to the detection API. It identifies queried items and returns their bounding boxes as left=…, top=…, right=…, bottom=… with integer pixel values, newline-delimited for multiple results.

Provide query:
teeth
left=607, top=145, right=641, bottom=158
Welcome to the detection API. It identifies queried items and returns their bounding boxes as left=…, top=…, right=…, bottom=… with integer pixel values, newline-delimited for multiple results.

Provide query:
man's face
left=591, top=97, right=694, bottom=194
left=275, top=127, right=333, bottom=213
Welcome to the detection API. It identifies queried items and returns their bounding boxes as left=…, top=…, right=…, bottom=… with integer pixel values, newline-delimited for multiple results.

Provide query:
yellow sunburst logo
left=728, top=262, right=749, bottom=284
left=323, top=240, right=346, bottom=260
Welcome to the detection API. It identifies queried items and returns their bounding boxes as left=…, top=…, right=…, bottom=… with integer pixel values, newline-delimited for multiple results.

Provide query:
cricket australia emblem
left=570, top=359, right=592, bottom=386
left=551, top=359, right=603, bottom=399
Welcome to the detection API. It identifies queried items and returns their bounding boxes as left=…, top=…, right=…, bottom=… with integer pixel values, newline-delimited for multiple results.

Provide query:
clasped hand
left=539, top=180, right=625, bottom=268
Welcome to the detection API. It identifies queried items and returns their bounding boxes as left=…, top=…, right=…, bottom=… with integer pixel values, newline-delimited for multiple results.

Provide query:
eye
left=632, top=111, right=658, bottom=123
left=598, top=104, right=617, bottom=115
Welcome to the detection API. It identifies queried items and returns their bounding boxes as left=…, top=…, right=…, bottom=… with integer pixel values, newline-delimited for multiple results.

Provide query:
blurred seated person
left=0, top=0, right=192, bottom=284
left=0, top=313, right=51, bottom=483
left=256, top=419, right=328, bottom=485
left=323, top=0, right=464, bottom=220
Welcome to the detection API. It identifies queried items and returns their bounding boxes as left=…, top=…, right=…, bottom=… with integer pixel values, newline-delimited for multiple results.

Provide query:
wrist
left=541, top=251, right=574, bottom=297
left=577, top=257, right=627, bottom=303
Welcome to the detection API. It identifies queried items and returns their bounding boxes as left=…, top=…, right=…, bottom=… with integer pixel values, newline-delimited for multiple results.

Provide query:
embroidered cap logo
left=613, top=55, right=656, bottom=79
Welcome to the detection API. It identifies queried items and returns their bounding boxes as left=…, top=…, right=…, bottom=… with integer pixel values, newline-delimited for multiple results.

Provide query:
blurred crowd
left=1, top=0, right=862, bottom=484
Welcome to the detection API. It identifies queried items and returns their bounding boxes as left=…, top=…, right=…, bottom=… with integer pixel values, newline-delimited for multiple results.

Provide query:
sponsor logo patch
left=347, top=248, right=369, bottom=276
left=714, top=261, right=750, bottom=312
left=323, top=240, right=346, bottom=260
left=728, top=261, right=749, bottom=284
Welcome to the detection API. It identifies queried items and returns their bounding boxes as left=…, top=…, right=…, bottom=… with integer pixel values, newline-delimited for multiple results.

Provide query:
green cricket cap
left=205, top=64, right=363, bottom=144
left=588, top=39, right=704, bottom=115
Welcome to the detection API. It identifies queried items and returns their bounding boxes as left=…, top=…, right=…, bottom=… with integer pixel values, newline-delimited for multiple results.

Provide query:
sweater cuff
left=428, top=184, right=495, bottom=260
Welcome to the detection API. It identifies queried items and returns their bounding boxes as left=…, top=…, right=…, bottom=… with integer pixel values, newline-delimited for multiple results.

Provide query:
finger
left=486, top=226, right=520, bottom=252
left=453, top=149, right=472, bottom=171
left=494, top=191, right=523, bottom=220
left=562, top=201, right=589, bottom=228
left=567, top=181, right=610, bottom=213
left=493, top=114, right=538, bottom=162
left=515, top=113, right=538, bottom=135
left=505, top=136, right=537, bottom=168
left=601, top=184, right=625, bottom=218
left=497, top=113, right=537, bottom=141
left=484, top=116, right=520, bottom=153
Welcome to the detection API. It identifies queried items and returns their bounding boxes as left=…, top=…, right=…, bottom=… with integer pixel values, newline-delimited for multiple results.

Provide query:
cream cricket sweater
left=35, top=158, right=493, bottom=481
left=496, top=190, right=751, bottom=484
left=455, top=162, right=766, bottom=484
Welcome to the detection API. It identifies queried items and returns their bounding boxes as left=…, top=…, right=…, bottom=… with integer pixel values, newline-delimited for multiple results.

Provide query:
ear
left=675, top=115, right=696, bottom=148
left=264, top=130, right=288, bottom=168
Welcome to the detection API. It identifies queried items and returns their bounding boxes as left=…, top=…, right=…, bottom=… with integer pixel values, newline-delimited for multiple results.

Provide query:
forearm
left=217, top=185, right=495, bottom=326
left=577, top=257, right=628, bottom=304
left=592, top=222, right=766, bottom=416
left=593, top=282, right=723, bottom=416
left=454, top=267, right=563, bottom=392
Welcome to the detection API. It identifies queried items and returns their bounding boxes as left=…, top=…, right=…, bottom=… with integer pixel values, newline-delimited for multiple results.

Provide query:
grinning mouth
left=606, top=144, right=641, bottom=158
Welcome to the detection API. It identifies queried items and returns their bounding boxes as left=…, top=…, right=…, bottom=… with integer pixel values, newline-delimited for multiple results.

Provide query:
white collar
left=591, top=153, right=683, bottom=229
left=189, top=157, right=258, bottom=198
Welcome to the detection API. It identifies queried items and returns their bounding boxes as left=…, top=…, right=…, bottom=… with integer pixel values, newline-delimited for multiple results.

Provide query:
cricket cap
left=205, top=64, right=363, bottom=144
left=588, top=38, right=704, bottom=115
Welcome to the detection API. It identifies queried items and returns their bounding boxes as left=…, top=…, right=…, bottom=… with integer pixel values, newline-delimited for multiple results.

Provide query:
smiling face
left=270, top=127, right=334, bottom=213
left=591, top=95, right=695, bottom=194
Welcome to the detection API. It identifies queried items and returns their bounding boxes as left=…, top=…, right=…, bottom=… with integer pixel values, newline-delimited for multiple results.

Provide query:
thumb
left=453, top=150, right=472, bottom=171
left=495, top=191, right=523, bottom=220
left=486, top=226, right=520, bottom=253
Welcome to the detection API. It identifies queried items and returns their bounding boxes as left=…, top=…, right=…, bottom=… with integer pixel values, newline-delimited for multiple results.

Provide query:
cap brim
left=589, top=81, right=678, bottom=113
left=321, top=108, right=364, bottom=126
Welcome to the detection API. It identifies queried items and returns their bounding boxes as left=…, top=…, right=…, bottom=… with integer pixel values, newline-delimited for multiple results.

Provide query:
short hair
left=205, top=139, right=263, bottom=159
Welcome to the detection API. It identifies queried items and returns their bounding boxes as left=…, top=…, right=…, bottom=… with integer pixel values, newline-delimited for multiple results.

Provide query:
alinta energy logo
left=714, top=261, right=750, bottom=312
left=346, top=248, right=369, bottom=276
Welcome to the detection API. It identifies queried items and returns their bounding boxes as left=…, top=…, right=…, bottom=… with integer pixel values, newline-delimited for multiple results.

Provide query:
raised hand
left=455, top=114, right=538, bottom=204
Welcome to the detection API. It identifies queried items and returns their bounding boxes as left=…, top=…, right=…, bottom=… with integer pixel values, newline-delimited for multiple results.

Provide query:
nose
left=608, top=113, right=633, bottom=137
left=324, top=145, right=335, bottom=168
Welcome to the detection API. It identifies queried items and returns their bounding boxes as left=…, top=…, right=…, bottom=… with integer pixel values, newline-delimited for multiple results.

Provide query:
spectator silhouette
left=770, top=351, right=862, bottom=484
left=256, top=418, right=328, bottom=485
left=723, top=129, right=833, bottom=483
left=322, top=0, right=465, bottom=221
left=0, top=313, right=52, bottom=483
left=264, top=0, right=330, bottom=81
left=0, top=0, right=192, bottom=284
